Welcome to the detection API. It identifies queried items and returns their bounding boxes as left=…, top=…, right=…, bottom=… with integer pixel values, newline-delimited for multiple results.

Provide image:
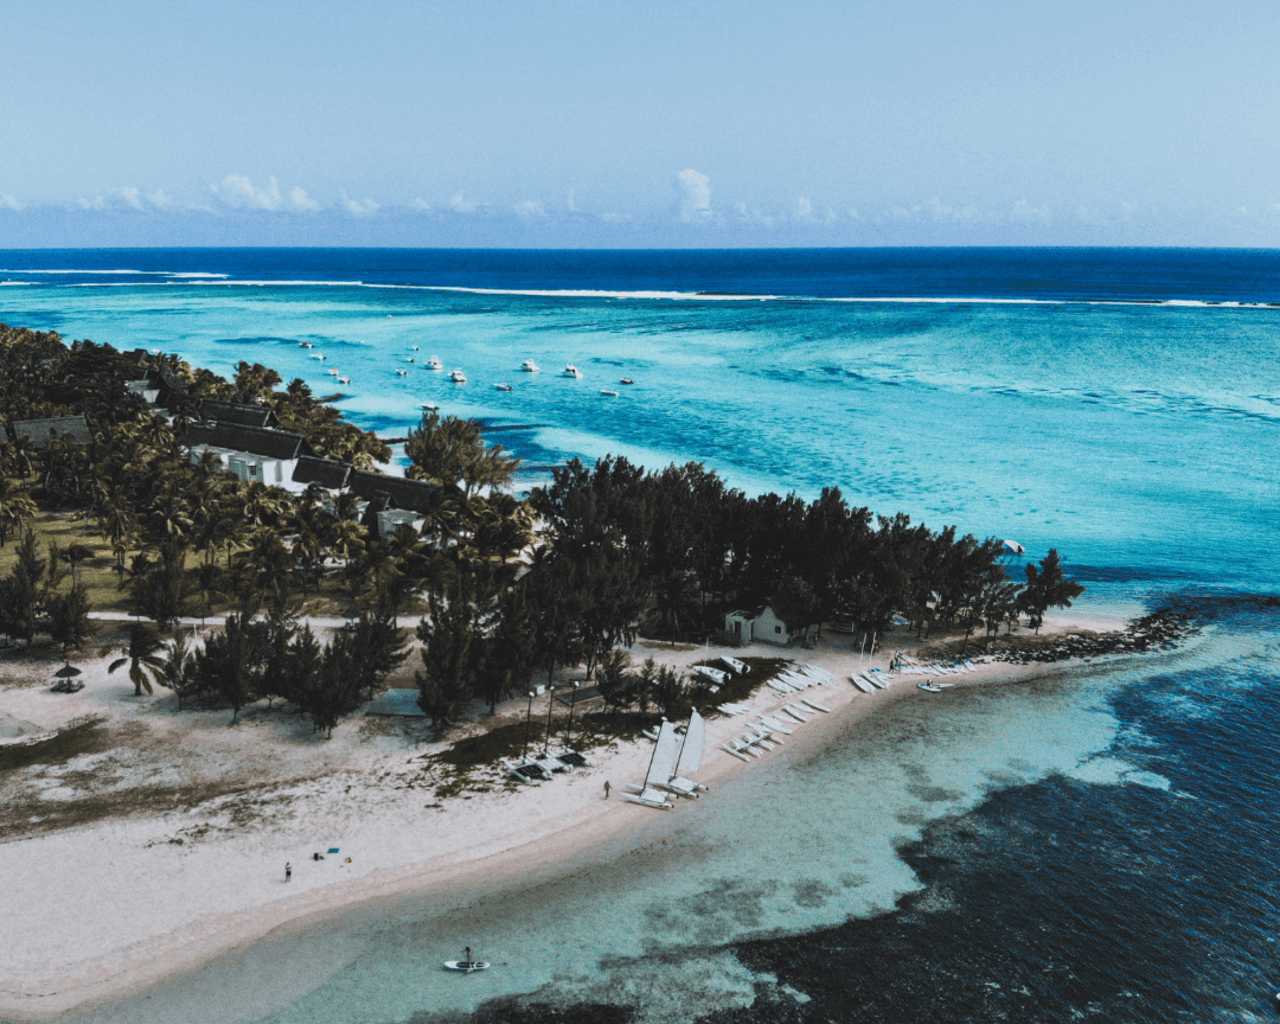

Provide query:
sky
left=2, top=0, right=1278, bottom=248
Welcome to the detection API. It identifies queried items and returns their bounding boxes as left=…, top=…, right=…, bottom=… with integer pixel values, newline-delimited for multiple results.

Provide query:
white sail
left=645, top=721, right=682, bottom=787
left=676, top=710, right=706, bottom=775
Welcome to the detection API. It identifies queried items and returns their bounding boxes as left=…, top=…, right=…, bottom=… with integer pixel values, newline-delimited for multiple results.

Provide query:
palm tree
left=108, top=623, right=166, bottom=696
left=0, top=477, right=38, bottom=547
left=61, top=543, right=96, bottom=592
left=156, top=632, right=200, bottom=710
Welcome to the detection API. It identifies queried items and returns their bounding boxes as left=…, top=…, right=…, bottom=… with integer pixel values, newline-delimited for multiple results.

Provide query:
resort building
left=195, top=399, right=280, bottom=429
left=184, top=422, right=316, bottom=485
left=8, top=415, right=93, bottom=447
left=723, top=605, right=801, bottom=646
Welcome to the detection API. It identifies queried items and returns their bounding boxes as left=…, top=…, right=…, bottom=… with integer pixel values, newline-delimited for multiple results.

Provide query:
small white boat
left=395, top=369, right=408, bottom=376
left=327, top=368, right=340, bottom=376
left=495, top=383, right=512, bottom=391
left=918, top=682, right=944, bottom=692
left=338, top=376, right=351, bottom=385
left=444, top=960, right=490, bottom=973
left=600, top=389, right=619, bottom=397
left=420, top=401, right=439, bottom=411
left=411, top=345, right=419, bottom=351
left=299, top=342, right=314, bottom=348
left=619, top=377, right=634, bottom=385
left=426, top=356, right=443, bottom=370
left=309, top=353, right=326, bottom=360
left=561, top=364, right=583, bottom=378
left=521, top=359, right=540, bottom=373
left=449, top=369, right=467, bottom=383
left=718, top=656, right=750, bottom=675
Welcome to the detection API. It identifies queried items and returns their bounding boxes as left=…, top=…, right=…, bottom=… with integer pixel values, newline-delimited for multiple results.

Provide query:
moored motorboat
left=338, top=376, right=351, bottom=384
left=495, top=383, right=513, bottom=391
left=449, top=369, right=467, bottom=383
left=395, top=369, right=408, bottom=376
left=619, top=377, right=634, bottom=385
left=561, top=364, right=583, bottom=378
left=426, top=356, right=443, bottom=370
left=299, top=342, right=314, bottom=348
left=420, top=401, right=438, bottom=411
left=521, top=359, right=540, bottom=372
left=600, top=388, right=619, bottom=397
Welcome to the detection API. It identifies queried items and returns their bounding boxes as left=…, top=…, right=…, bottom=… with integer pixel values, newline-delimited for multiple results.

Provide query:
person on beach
left=285, top=862, right=292, bottom=882
left=464, top=947, right=473, bottom=964
left=604, top=781, right=611, bottom=799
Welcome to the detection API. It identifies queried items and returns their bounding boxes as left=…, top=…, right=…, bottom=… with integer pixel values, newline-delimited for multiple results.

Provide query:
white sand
left=0, top=606, right=1131, bottom=1020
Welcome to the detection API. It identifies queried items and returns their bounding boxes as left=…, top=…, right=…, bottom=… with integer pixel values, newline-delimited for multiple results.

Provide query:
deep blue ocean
left=3, top=248, right=1279, bottom=1023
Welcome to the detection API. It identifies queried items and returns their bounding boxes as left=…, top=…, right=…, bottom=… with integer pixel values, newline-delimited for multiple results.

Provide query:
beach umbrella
left=54, top=665, right=82, bottom=678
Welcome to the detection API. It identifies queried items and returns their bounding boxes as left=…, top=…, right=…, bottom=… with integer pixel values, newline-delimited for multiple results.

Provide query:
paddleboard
left=445, top=960, right=490, bottom=972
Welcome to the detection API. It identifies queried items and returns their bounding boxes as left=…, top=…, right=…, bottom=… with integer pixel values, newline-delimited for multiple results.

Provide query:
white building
left=723, top=604, right=800, bottom=646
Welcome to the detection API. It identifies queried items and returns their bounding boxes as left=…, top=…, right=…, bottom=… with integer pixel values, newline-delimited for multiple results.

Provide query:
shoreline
left=1, top=606, right=1147, bottom=1021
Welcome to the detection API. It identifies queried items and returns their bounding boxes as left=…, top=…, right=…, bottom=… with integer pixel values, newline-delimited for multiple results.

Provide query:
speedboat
left=600, top=389, right=619, bottom=397
left=328, top=368, right=340, bottom=376
left=309, top=353, right=325, bottom=360
left=420, top=401, right=439, bottom=411
left=299, top=342, right=314, bottom=348
left=411, top=345, right=419, bottom=351
left=521, top=359, right=540, bottom=373
left=619, top=377, right=634, bottom=385
left=495, top=383, right=512, bottom=391
left=338, top=376, right=351, bottom=385
left=561, top=364, right=583, bottom=378
left=394, top=369, right=408, bottom=377
left=426, top=356, right=443, bottom=370
left=449, top=369, right=467, bottom=383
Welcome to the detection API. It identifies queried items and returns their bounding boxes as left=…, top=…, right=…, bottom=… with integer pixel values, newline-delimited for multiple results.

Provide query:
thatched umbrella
left=54, top=665, right=82, bottom=679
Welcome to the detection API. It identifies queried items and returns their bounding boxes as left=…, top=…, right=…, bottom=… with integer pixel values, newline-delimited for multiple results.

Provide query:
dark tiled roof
left=292, top=456, right=351, bottom=489
left=349, top=469, right=443, bottom=512
left=11, top=416, right=93, bottom=446
left=197, top=399, right=279, bottom=429
left=185, top=423, right=315, bottom=461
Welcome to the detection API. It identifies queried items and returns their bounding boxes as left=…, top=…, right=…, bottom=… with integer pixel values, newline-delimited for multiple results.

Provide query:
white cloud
left=0, top=193, right=24, bottom=211
left=1010, top=199, right=1050, bottom=224
left=77, top=195, right=107, bottom=211
left=411, top=198, right=431, bottom=212
left=118, top=187, right=144, bottom=211
left=340, top=195, right=380, bottom=217
left=449, top=191, right=481, bottom=213
left=514, top=200, right=546, bottom=218
left=210, top=175, right=319, bottom=212
left=1075, top=205, right=1105, bottom=224
left=1119, top=200, right=1137, bottom=221
left=794, top=196, right=815, bottom=223
left=733, top=202, right=775, bottom=227
left=846, top=207, right=860, bottom=220
left=675, top=168, right=712, bottom=222
left=566, top=189, right=577, bottom=212
left=600, top=211, right=631, bottom=223
left=883, top=198, right=978, bottom=223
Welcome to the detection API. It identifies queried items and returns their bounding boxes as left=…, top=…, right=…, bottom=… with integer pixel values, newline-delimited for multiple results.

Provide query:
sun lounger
left=801, top=698, right=831, bottom=713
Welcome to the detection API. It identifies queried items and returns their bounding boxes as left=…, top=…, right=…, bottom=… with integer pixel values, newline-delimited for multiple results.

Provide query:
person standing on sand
left=604, top=781, right=611, bottom=799
left=285, top=862, right=292, bottom=882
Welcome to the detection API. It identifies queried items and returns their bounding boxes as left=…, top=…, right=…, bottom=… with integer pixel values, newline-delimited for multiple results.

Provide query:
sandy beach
left=0, top=606, right=1135, bottom=1021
